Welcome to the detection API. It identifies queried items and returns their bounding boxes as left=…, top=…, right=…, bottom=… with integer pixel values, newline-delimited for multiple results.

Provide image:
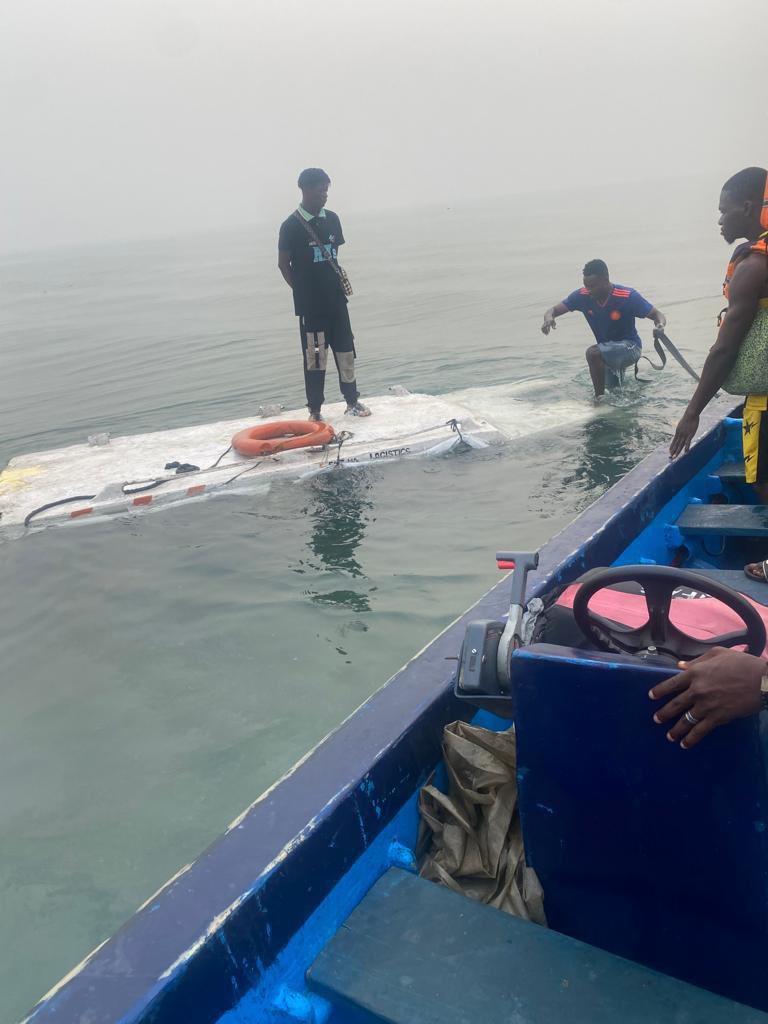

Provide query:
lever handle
left=496, top=551, right=539, bottom=606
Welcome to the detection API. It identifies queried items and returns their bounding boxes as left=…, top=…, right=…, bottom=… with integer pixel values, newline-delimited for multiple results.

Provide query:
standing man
left=541, top=259, right=667, bottom=396
left=278, top=168, right=370, bottom=421
left=669, top=166, right=768, bottom=581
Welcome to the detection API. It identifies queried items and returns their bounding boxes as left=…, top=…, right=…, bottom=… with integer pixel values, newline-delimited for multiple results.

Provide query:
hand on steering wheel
left=572, top=565, right=766, bottom=660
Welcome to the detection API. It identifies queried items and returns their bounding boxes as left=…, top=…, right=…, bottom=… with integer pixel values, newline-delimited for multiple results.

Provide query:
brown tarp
left=418, top=720, right=547, bottom=925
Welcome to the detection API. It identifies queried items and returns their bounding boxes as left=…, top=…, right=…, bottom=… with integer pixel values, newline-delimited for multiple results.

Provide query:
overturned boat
left=0, top=381, right=599, bottom=534
left=0, top=391, right=497, bottom=532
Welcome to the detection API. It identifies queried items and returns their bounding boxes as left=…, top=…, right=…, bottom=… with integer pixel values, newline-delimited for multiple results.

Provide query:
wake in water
left=447, top=377, right=609, bottom=439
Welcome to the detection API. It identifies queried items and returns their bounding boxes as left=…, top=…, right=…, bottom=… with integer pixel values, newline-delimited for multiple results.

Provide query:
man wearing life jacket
left=278, top=168, right=371, bottom=421
left=670, top=167, right=768, bottom=580
left=541, top=259, right=667, bottom=397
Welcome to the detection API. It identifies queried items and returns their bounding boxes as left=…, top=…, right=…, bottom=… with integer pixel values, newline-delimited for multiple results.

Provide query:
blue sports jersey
left=562, top=285, right=653, bottom=347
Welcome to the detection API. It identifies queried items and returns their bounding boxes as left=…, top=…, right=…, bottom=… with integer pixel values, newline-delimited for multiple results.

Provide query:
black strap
left=635, top=330, right=702, bottom=384
left=292, top=210, right=347, bottom=284
left=635, top=334, right=667, bottom=374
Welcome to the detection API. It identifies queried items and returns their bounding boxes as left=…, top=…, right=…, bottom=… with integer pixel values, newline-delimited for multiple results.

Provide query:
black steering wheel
left=572, top=565, right=767, bottom=659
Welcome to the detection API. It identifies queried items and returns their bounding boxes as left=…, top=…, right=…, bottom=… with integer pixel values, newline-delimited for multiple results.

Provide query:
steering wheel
left=572, top=564, right=767, bottom=659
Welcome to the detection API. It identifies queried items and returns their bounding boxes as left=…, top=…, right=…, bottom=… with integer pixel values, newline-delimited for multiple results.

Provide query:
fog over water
left=2, top=0, right=765, bottom=251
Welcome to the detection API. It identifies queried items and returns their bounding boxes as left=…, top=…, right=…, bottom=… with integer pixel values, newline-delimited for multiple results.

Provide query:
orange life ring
left=231, top=419, right=335, bottom=457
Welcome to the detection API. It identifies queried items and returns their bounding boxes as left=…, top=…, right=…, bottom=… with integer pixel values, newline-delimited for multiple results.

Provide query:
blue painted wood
left=512, top=644, right=768, bottom=1011
left=24, top=400, right=738, bottom=1024
left=677, top=503, right=768, bottom=537
left=307, top=868, right=768, bottom=1024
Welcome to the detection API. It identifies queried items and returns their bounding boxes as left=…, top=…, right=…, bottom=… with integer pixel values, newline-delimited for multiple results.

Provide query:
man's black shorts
left=299, top=301, right=355, bottom=354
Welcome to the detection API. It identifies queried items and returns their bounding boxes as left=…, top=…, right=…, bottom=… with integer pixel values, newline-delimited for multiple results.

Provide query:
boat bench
left=677, top=503, right=768, bottom=537
left=714, top=460, right=747, bottom=483
left=307, top=867, right=766, bottom=1023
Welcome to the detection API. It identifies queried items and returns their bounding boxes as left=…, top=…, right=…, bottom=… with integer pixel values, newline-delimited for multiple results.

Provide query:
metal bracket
left=495, top=550, right=539, bottom=683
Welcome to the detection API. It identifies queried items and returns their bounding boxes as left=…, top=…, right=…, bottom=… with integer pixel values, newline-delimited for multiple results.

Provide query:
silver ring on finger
left=684, top=710, right=700, bottom=726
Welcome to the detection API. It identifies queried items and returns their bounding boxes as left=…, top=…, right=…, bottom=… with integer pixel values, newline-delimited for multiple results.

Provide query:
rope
left=222, top=459, right=274, bottom=486
left=446, top=417, right=466, bottom=444
left=635, top=330, right=702, bottom=384
left=26, top=442, right=246, bottom=526
left=24, top=494, right=96, bottom=528
left=121, top=443, right=233, bottom=496
left=122, top=477, right=167, bottom=495
left=332, top=430, right=354, bottom=466
left=210, top=444, right=232, bottom=468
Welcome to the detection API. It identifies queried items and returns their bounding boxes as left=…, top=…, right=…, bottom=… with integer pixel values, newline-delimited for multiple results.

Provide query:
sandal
left=345, top=401, right=371, bottom=417
left=744, top=560, right=768, bottom=582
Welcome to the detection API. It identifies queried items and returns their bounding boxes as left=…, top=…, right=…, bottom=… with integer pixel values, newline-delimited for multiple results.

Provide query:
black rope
left=446, top=418, right=465, bottom=444
left=123, top=477, right=166, bottom=495
left=210, top=444, right=232, bottom=469
left=635, top=330, right=702, bottom=384
left=120, top=444, right=232, bottom=496
left=25, top=441, right=239, bottom=526
left=223, top=459, right=274, bottom=486
left=635, top=334, right=667, bottom=374
left=332, top=430, right=353, bottom=466
left=24, top=494, right=96, bottom=528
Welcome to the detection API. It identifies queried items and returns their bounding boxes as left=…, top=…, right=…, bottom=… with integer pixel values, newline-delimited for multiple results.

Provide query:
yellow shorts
left=743, top=394, right=768, bottom=484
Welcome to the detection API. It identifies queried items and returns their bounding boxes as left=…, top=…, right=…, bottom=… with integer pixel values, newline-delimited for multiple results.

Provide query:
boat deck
left=308, top=868, right=765, bottom=1024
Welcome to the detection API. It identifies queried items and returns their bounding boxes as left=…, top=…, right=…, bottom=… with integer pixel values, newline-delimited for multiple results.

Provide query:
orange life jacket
left=723, top=233, right=768, bottom=300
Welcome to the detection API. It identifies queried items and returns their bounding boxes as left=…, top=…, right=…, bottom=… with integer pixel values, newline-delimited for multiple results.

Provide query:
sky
left=1, top=0, right=765, bottom=251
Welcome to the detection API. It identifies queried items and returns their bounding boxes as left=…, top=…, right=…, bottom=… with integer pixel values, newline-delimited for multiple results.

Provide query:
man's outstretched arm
left=541, top=301, right=570, bottom=335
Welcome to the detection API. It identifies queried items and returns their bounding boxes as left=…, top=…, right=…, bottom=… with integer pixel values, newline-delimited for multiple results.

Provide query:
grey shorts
left=598, top=340, right=641, bottom=371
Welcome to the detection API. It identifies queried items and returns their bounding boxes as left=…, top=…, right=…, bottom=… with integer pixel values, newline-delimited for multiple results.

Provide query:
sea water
left=0, top=176, right=727, bottom=1020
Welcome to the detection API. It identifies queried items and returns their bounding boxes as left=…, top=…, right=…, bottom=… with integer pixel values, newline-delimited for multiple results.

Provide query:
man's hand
left=541, top=312, right=557, bottom=336
left=652, top=311, right=667, bottom=330
left=649, top=647, right=764, bottom=748
left=278, top=250, right=294, bottom=290
left=669, top=409, right=700, bottom=458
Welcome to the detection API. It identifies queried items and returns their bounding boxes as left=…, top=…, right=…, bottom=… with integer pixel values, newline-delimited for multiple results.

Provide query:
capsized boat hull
left=0, top=391, right=500, bottom=530
left=0, top=380, right=604, bottom=533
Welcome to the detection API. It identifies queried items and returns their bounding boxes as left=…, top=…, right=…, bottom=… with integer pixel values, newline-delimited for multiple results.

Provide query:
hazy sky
left=1, top=0, right=764, bottom=251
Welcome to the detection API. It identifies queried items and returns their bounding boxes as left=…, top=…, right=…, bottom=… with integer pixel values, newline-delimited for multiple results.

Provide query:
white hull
left=0, top=392, right=499, bottom=531
left=0, top=382, right=601, bottom=533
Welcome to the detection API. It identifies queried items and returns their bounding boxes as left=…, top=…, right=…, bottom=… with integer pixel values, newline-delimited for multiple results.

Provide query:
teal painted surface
left=308, top=869, right=768, bottom=1024
left=678, top=504, right=768, bottom=537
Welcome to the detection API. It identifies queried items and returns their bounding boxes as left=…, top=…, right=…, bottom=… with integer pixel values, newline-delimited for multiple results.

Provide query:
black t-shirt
left=278, top=209, right=346, bottom=316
